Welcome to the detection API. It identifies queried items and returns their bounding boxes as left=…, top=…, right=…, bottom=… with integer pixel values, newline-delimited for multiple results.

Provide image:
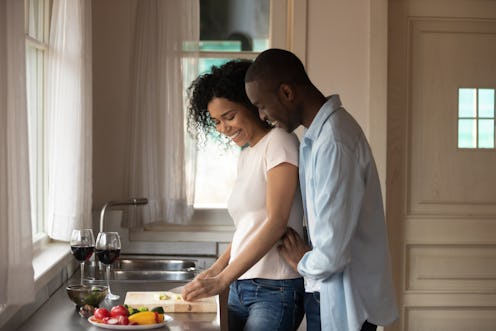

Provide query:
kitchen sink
left=112, top=269, right=196, bottom=281
left=114, top=258, right=196, bottom=271
left=108, top=257, right=198, bottom=281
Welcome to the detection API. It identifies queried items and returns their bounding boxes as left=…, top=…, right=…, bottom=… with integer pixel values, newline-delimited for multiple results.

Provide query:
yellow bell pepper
left=128, top=311, right=159, bottom=325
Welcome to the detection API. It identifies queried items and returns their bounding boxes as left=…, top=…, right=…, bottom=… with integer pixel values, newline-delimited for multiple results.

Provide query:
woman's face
left=208, top=97, right=267, bottom=147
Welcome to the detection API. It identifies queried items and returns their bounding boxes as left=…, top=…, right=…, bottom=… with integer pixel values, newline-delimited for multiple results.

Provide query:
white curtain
left=127, top=0, right=199, bottom=226
left=0, top=0, right=35, bottom=305
left=46, top=0, right=93, bottom=240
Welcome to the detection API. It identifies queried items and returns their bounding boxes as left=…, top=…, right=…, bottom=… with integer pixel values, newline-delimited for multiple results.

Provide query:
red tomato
left=93, top=308, right=110, bottom=321
left=110, top=305, right=128, bottom=318
left=118, top=315, right=129, bottom=325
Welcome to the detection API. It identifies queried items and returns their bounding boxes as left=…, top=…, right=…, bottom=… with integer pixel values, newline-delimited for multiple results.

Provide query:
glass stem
left=106, top=265, right=112, bottom=294
left=80, top=262, right=85, bottom=285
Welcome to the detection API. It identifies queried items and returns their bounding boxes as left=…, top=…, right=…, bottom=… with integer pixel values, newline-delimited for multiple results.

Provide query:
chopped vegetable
left=127, top=307, right=139, bottom=315
left=105, top=318, right=119, bottom=325
left=151, top=306, right=165, bottom=314
left=110, top=305, right=128, bottom=318
left=154, top=293, right=170, bottom=300
left=94, top=307, right=110, bottom=320
left=128, top=311, right=160, bottom=325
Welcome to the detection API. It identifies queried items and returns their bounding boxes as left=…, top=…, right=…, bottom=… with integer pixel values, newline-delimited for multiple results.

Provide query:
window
left=458, top=88, right=495, bottom=149
left=192, top=0, right=270, bottom=208
left=25, top=0, right=50, bottom=240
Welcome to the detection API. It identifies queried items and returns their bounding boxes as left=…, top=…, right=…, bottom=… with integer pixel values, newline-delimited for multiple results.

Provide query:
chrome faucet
left=99, top=198, right=148, bottom=233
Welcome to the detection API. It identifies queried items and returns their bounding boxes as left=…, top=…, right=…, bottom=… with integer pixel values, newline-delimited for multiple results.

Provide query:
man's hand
left=278, top=227, right=310, bottom=273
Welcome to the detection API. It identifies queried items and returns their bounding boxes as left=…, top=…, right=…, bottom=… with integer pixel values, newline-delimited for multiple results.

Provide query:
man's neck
left=301, top=90, right=327, bottom=128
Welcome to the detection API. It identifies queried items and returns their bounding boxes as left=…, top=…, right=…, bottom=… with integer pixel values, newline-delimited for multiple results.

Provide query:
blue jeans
left=228, top=278, right=305, bottom=331
left=304, top=292, right=321, bottom=331
left=304, top=292, right=377, bottom=331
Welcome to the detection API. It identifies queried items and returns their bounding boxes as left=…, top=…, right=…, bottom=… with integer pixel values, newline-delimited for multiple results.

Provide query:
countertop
left=16, top=277, right=226, bottom=331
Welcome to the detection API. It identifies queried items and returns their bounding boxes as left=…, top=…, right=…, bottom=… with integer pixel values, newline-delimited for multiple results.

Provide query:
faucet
left=99, top=198, right=148, bottom=233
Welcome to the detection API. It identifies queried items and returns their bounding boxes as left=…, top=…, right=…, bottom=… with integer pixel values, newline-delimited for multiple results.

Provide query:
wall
left=305, top=0, right=388, bottom=192
left=307, top=1, right=370, bottom=130
left=93, top=0, right=136, bottom=209
left=92, top=0, right=388, bottom=212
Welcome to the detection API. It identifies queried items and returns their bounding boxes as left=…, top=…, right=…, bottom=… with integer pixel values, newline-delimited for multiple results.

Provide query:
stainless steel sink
left=112, top=269, right=196, bottom=281
left=109, top=257, right=197, bottom=281
left=115, top=258, right=196, bottom=271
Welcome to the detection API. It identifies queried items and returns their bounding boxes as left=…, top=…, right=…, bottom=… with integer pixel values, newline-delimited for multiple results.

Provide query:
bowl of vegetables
left=66, top=284, right=108, bottom=308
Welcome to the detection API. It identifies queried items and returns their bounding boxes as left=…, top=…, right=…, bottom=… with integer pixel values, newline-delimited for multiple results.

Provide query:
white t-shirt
left=227, top=128, right=304, bottom=280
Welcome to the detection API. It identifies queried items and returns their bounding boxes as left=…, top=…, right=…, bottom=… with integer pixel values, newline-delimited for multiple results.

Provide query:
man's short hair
left=245, top=48, right=309, bottom=88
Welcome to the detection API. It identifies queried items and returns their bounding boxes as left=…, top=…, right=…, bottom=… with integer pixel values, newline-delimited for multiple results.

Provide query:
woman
left=182, top=59, right=305, bottom=331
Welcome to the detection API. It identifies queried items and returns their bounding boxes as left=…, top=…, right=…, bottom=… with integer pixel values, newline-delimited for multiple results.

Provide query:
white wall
left=305, top=0, right=388, bottom=193
left=307, top=1, right=370, bottom=130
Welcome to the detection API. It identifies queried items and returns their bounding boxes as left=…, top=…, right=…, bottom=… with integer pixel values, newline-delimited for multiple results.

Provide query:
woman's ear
left=279, top=83, right=295, bottom=102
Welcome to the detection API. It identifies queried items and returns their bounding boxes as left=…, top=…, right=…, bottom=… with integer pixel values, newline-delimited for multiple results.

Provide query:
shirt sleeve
left=265, top=129, right=299, bottom=171
left=297, top=139, right=366, bottom=281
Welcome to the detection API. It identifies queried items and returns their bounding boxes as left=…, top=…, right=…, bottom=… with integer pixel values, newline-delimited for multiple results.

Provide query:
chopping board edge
left=124, top=291, right=217, bottom=313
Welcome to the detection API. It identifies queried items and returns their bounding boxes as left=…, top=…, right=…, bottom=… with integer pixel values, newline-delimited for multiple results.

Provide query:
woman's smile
left=229, top=130, right=242, bottom=142
left=208, top=97, right=269, bottom=147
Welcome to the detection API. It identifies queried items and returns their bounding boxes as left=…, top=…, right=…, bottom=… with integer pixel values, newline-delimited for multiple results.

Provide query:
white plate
left=88, top=315, right=172, bottom=330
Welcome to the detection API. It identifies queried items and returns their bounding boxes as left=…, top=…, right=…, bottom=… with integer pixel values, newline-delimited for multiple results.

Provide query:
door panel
left=387, top=1, right=496, bottom=330
left=409, top=19, right=496, bottom=215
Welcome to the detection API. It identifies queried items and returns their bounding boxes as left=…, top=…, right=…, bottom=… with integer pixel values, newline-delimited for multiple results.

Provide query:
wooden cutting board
left=124, top=291, right=217, bottom=313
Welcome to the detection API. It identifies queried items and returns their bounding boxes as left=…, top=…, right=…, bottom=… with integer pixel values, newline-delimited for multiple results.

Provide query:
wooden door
left=387, top=0, right=496, bottom=330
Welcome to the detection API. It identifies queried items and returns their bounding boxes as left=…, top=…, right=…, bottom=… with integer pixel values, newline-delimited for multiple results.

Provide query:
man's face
left=245, top=80, right=299, bottom=133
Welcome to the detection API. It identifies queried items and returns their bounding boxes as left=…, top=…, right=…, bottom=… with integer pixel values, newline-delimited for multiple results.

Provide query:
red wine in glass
left=71, top=245, right=95, bottom=262
left=95, top=248, right=120, bottom=265
left=70, top=229, right=95, bottom=285
left=95, top=232, right=121, bottom=300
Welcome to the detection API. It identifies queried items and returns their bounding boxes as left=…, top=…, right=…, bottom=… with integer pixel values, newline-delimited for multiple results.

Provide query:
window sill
left=0, top=239, right=75, bottom=331
left=32, top=239, right=74, bottom=291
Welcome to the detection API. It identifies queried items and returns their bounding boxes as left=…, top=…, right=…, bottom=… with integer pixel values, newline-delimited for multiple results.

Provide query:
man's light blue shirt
left=298, top=95, right=398, bottom=330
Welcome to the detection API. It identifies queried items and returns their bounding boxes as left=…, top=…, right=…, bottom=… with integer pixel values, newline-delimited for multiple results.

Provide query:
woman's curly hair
left=186, top=59, right=269, bottom=145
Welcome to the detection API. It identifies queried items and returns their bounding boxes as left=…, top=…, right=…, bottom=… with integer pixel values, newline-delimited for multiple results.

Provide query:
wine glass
left=70, top=229, right=95, bottom=285
left=95, top=232, right=121, bottom=300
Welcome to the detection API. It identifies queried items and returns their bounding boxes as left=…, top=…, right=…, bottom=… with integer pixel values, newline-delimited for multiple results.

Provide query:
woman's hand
left=195, top=266, right=220, bottom=279
left=181, top=274, right=229, bottom=301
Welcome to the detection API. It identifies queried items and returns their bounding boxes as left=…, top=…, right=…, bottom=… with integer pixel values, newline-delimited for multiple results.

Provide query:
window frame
left=25, top=0, right=50, bottom=244
left=457, top=87, right=496, bottom=150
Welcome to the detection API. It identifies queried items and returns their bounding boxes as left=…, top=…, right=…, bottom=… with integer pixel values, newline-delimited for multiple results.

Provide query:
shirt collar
left=303, top=94, right=342, bottom=142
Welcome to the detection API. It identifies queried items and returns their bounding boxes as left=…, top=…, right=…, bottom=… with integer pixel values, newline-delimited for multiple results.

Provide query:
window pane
left=25, top=45, right=45, bottom=237
left=193, top=59, right=240, bottom=207
left=458, top=119, right=476, bottom=148
left=26, top=0, right=46, bottom=40
left=478, top=119, right=494, bottom=148
left=199, top=58, right=231, bottom=75
left=200, top=41, right=242, bottom=52
left=200, top=0, right=269, bottom=52
left=458, top=88, right=476, bottom=118
left=194, top=138, right=240, bottom=208
left=479, top=88, right=495, bottom=118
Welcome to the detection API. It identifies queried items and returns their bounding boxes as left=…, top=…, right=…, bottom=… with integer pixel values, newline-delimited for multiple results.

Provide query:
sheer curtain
left=46, top=0, right=93, bottom=240
left=0, top=0, right=35, bottom=305
left=127, top=0, right=199, bottom=226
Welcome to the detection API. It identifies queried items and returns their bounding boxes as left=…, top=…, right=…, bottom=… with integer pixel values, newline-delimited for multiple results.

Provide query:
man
left=245, top=48, right=398, bottom=331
